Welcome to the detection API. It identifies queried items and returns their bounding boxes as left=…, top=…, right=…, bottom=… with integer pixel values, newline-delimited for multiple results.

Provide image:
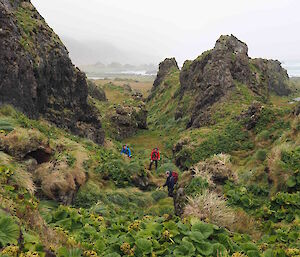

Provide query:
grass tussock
left=191, top=154, right=238, bottom=187
left=184, top=191, right=235, bottom=228
left=34, top=160, right=86, bottom=203
left=12, top=168, right=35, bottom=195
left=0, top=151, right=35, bottom=194
left=0, top=128, right=48, bottom=158
left=231, top=209, right=262, bottom=240
left=267, top=143, right=291, bottom=194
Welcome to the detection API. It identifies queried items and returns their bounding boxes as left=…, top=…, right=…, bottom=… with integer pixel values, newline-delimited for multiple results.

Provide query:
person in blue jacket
left=121, top=145, right=132, bottom=158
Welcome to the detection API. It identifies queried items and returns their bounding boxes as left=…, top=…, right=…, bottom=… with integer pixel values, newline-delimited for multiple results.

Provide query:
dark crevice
left=25, top=149, right=52, bottom=164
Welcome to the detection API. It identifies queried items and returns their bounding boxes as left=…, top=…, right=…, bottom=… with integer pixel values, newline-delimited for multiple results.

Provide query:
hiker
left=121, top=145, right=132, bottom=158
left=163, top=170, right=178, bottom=197
left=149, top=147, right=160, bottom=170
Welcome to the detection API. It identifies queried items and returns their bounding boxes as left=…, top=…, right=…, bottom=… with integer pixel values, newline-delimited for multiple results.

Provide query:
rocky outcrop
left=0, top=0, right=104, bottom=144
left=251, top=59, right=290, bottom=96
left=87, top=80, right=107, bottom=101
left=174, top=188, right=187, bottom=216
left=109, top=104, right=147, bottom=140
left=294, top=103, right=300, bottom=116
left=178, top=35, right=290, bottom=128
left=148, top=58, right=179, bottom=100
left=238, top=101, right=264, bottom=130
left=132, top=171, right=157, bottom=190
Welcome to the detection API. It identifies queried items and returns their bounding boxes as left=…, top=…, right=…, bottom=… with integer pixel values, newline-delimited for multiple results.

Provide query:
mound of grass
left=255, top=149, right=267, bottom=162
left=156, top=162, right=178, bottom=174
left=151, top=190, right=168, bottom=202
left=176, top=122, right=254, bottom=169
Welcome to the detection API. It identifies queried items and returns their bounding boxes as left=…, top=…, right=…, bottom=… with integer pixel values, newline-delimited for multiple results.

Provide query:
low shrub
left=151, top=190, right=168, bottom=202
left=0, top=105, right=17, bottom=116
left=0, top=119, right=14, bottom=133
left=256, top=130, right=271, bottom=141
left=281, top=147, right=300, bottom=172
left=176, top=122, right=254, bottom=169
left=156, top=162, right=178, bottom=175
left=256, top=149, right=267, bottom=162
left=0, top=213, right=19, bottom=247
left=184, top=177, right=209, bottom=197
left=74, top=181, right=101, bottom=208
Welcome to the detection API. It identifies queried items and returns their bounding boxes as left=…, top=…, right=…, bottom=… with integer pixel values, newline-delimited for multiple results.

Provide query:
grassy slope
left=0, top=74, right=300, bottom=257
left=144, top=70, right=300, bottom=253
left=0, top=104, right=174, bottom=255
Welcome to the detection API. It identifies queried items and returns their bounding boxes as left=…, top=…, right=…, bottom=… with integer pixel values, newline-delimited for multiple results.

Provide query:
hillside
left=1, top=71, right=299, bottom=257
left=0, top=0, right=104, bottom=144
left=0, top=1, right=300, bottom=257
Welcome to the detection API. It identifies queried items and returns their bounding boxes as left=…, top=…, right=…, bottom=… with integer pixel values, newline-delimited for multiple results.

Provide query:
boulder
left=131, top=170, right=156, bottom=190
left=110, top=105, right=148, bottom=140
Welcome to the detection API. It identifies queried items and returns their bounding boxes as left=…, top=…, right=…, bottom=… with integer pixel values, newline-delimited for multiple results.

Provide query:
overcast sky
left=32, top=0, right=300, bottom=67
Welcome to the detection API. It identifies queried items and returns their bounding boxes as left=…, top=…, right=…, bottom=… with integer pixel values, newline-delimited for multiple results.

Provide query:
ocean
left=282, top=63, right=300, bottom=77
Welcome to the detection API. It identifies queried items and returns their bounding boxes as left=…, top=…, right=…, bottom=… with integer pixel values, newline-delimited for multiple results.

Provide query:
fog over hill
left=61, top=36, right=161, bottom=66
left=32, top=0, right=300, bottom=77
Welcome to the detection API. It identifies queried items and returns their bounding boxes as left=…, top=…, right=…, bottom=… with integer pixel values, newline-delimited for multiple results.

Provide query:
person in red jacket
left=149, top=147, right=160, bottom=170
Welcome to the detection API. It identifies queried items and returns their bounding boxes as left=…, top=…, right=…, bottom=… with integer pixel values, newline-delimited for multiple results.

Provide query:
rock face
left=110, top=104, right=147, bottom=140
left=87, top=80, right=107, bottom=102
left=294, top=103, right=300, bottom=116
left=251, top=59, right=290, bottom=96
left=0, top=0, right=104, bottom=144
left=148, top=58, right=179, bottom=99
left=238, top=102, right=264, bottom=130
left=177, top=35, right=290, bottom=128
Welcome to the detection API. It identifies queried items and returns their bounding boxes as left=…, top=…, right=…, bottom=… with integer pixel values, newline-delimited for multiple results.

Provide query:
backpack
left=152, top=150, right=158, bottom=160
left=172, top=171, right=178, bottom=184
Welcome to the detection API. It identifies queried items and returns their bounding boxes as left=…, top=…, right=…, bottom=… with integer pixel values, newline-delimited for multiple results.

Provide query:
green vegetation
left=184, top=177, right=209, bottom=197
left=15, top=3, right=62, bottom=59
left=0, top=213, right=19, bottom=247
left=0, top=61, right=300, bottom=257
left=256, top=149, right=267, bottom=162
left=0, top=119, right=14, bottom=133
left=175, top=122, right=254, bottom=169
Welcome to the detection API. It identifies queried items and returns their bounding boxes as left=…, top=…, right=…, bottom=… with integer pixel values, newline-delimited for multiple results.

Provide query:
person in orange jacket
left=149, top=147, right=160, bottom=170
